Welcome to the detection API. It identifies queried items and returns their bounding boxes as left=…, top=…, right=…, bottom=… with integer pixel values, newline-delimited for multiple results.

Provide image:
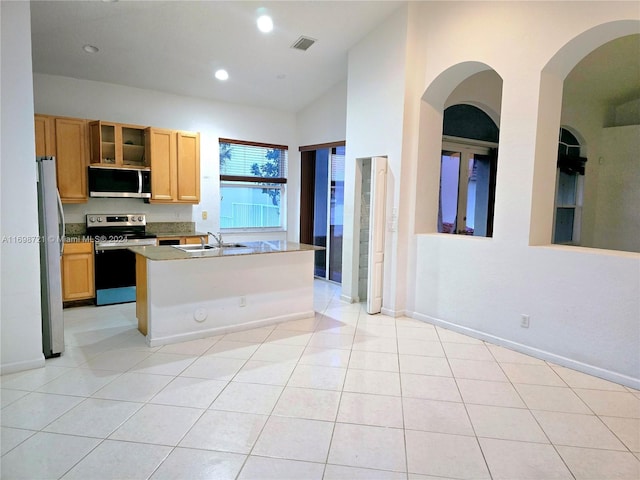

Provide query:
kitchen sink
left=172, top=243, right=248, bottom=253
left=172, top=244, right=218, bottom=252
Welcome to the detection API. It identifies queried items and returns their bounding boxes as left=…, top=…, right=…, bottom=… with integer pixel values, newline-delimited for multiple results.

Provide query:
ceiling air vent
left=291, top=36, right=316, bottom=52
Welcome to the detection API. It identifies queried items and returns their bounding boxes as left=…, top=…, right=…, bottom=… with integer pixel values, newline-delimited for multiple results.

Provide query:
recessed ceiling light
left=83, top=45, right=99, bottom=53
left=215, top=69, right=229, bottom=81
left=257, top=15, right=273, bottom=33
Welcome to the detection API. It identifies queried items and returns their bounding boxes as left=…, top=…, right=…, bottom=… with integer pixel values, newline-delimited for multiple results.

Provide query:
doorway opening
left=300, top=144, right=345, bottom=283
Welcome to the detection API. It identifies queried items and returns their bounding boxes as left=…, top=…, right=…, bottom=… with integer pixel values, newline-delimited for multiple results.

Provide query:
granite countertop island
left=132, top=240, right=320, bottom=347
left=129, top=240, right=320, bottom=261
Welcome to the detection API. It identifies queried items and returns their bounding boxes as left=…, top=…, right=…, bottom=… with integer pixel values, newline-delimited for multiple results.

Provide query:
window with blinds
left=219, top=138, right=288, bottom=230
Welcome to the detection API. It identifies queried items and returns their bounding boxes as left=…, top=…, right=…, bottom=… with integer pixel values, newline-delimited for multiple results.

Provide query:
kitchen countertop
left=129, top=241, right=322, bottom=261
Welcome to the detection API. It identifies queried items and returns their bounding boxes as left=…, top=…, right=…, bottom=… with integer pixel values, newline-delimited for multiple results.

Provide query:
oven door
left=94, top=247, right=137, bottom=305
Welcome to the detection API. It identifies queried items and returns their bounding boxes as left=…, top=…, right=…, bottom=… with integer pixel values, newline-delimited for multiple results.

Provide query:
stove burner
left=86, top=214, right=156, bottom=250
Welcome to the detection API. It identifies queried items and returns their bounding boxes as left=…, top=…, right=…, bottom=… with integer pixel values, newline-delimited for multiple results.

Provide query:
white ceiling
left=30, top=0, right=402, bottom=113
left=30, top=2, right=638, bottom=114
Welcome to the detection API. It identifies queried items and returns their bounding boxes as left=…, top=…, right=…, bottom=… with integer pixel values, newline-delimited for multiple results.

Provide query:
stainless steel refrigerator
left=36, top=156, right=65, bottom=358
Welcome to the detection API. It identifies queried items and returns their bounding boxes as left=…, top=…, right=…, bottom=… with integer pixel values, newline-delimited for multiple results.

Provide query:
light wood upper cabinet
left=36, top=115, right=197, bottom=204
left=34, top=115, right=54, bottom=157
left=89, top=121, right=147, bottom=168
left=147, top=128, right=176, bottom=202
left=147, top=128, right=200, bottom=204
left=55, top=117, right=88, bottom=203
left=177, top=131, right=200, bottom=203
left=89, top=121, right=119, bottom=166
left=62, top=241, right=95, bottom=301
left=35, top=115, right=88, bottom=203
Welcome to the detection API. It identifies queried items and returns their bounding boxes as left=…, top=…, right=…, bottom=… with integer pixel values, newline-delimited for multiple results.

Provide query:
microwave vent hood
left=88, top=166, right=151, bottom=199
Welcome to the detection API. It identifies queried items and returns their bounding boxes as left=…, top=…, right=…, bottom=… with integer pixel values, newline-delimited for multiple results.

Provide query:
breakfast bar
left=129, top=241, right=320, bottom=347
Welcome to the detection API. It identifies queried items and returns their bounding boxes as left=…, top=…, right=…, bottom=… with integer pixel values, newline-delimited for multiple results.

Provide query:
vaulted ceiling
left=30, top=2, right=638, bottom=114
left=30, top=1, right=402, bottom=112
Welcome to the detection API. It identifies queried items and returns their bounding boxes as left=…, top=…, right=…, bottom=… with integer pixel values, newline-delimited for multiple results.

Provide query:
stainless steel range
left=86, top=214, right=156, bottom=305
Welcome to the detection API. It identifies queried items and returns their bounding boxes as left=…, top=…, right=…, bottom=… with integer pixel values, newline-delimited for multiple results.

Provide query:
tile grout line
left=436, top=328, right=495, bottom=480
left=489, top=343, right=578, bottom=480
left=229, top=290, right=332, bottom=478
left=321, top=284, right=356, bottom=477
left=394, top=309, right=411, bottom=478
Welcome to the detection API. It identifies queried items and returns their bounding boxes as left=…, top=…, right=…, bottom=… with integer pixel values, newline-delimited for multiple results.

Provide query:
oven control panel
left=86, top=214, right=146, bottom=228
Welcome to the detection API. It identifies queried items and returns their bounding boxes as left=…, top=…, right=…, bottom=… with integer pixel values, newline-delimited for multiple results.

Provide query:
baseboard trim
left=339, top=294, right=357, bottom=304
left=409, top=311, right=640, bottom=390
left=1, top=355, right=46, bottom=375
left=381, top=307, right=406, bottom=318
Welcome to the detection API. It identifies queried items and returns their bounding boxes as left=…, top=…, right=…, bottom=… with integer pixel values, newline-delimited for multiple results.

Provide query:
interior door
left=367, top=156, right=387, bottom=314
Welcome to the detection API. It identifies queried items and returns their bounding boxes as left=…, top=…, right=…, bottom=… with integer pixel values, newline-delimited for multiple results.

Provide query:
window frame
left=552, top=128, right=586, bottom=245
left=219, top=138, right=288, bottom=232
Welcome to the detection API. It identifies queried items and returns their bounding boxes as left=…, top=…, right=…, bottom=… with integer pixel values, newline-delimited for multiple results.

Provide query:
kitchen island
left=130, top=241, right=320, bottom=347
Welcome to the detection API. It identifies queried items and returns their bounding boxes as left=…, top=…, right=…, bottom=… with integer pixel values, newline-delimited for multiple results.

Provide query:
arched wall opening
left=407, top=7, right=639, bottom=389
left=415, top=64, right=503, bottom=235
left=529, top=20, right=640, bottom=248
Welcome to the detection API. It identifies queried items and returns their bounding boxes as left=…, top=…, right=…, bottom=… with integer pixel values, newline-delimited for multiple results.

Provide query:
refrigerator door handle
left=57, top=189, right=65, bottom=256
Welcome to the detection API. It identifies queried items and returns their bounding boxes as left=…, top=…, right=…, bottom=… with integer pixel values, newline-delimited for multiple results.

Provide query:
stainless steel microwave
left=88, top=166, right=151, bottom=199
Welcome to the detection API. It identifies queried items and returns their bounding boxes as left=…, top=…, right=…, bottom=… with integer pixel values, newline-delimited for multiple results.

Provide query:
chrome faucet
left=207, top=231, right=223, bottom=247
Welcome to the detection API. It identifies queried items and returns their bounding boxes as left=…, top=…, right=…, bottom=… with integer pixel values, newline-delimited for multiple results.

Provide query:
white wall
left=1, top=2, right=46, bottom=373
left=593, top=125, right=640, bottom=252
left=296, top=80, right=347, bottom=147
left=613, top=98, right=640, bottom=126
left=33, top=74, right=298, bottom=242
left=346, top=2, right=640, bottom=386
left=343, top=5, right=409, bottom=312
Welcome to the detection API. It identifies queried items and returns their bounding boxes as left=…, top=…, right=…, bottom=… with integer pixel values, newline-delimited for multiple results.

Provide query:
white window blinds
left=219, top=138, right=288, bottom=183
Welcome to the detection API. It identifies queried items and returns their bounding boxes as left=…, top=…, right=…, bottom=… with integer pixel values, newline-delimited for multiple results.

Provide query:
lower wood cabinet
left=62, top=241, right=95, bottom=301
left=156, top=235, right=206, bottom=245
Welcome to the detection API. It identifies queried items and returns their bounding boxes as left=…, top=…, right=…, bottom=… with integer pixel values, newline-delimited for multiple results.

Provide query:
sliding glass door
left=301, top=146, right=345, bottom=283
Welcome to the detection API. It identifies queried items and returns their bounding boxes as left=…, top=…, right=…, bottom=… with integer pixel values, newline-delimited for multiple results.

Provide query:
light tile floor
left=1, top=280, right=639, bottom=479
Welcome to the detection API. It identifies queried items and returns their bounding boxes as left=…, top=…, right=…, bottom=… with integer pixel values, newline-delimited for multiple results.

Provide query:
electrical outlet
left=520, top=314, right=530, bottom=328
left=239, top=296, right=246, bottom=307
left=202, top=211, right=208, bottom=220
